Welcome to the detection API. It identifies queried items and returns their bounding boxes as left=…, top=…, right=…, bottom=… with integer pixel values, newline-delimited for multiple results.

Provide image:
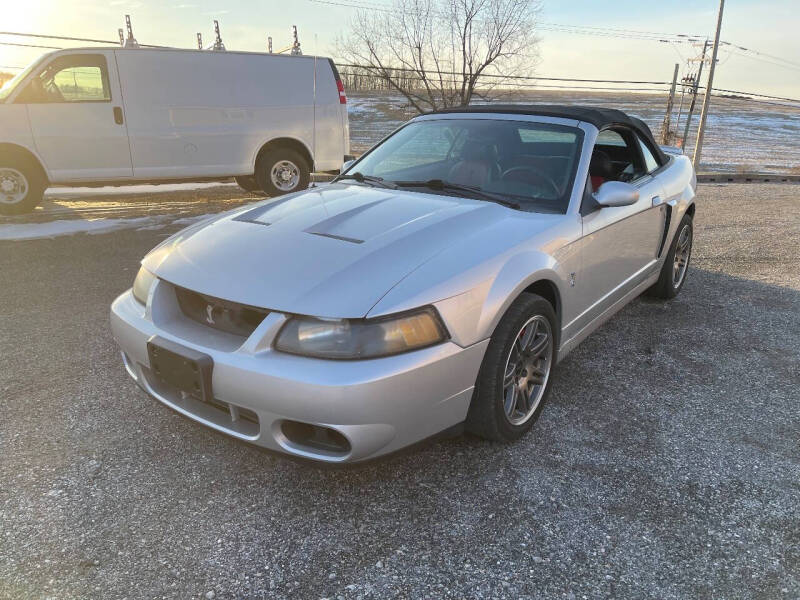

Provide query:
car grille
left=174, top=286, right=269, bottom=337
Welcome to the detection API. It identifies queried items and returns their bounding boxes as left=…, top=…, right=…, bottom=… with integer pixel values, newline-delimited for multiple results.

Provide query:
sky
left=1, top=0, right=799, bottom=98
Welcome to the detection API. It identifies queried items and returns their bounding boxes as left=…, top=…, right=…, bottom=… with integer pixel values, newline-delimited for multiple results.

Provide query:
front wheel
left=647, top=214, right=693, bottom=299
left=255, top=148, right=310, bottom=197
left=466, top=293, right=558, bottom=442
left=0, top=158, right=45, bottom=216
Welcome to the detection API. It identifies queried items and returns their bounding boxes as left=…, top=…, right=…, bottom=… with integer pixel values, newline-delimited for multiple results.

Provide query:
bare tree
left=337, top=0, right=540, bottom=113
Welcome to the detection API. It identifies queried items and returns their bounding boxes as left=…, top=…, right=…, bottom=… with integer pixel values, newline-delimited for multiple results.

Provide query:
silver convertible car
left=111, top=105, right=696, bottom=463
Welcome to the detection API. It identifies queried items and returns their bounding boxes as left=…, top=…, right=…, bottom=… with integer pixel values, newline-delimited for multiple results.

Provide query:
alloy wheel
left=672, top=223, right=692, bottom=288
left=502, top=315, right=553, bottom=426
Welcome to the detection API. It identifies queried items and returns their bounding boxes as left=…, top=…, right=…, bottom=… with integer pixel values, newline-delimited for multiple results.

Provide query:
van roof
left=51, top=46, right=332, bottom=61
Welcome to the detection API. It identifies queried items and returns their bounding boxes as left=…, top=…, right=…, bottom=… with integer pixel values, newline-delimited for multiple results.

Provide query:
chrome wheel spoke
left=504, top=386, right=517, bottom=416
left=528, top=333, right=549, bottom=359
left=671, top=224, right=692, bottom=287
left=503, top=362, right=518, bottom=388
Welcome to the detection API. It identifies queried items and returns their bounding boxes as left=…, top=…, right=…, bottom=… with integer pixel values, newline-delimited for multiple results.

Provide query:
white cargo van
left=0, top=47, right=350, bottom=214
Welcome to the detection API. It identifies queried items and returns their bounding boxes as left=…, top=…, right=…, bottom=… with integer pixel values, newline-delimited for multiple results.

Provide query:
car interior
left=588, top=127, right=653, bottom=192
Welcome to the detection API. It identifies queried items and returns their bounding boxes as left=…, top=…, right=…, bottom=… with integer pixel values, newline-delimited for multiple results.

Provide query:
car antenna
left=212, top=20, right=226, bottom=51
left=123, top=15, right=139, bottom=48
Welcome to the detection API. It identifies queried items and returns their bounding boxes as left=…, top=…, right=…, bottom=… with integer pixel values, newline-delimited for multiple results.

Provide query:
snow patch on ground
left=44, top=182, right=238, bottom=198
left=0, top=212, right=219, bottom=241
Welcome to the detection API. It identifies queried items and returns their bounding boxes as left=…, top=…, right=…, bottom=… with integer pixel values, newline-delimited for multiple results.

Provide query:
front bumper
left=110, top=281, right=488, bottom=463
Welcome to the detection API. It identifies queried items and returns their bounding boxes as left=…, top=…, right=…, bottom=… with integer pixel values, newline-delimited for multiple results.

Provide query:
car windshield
left=341, top=118, right=584, bottom=213
left=0, top=55, right=46, bottom=102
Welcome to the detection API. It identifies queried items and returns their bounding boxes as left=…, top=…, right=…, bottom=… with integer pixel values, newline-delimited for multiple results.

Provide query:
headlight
left=274, top=307, right=448, bottom=359
left=132, top=267, right=156, bottom=305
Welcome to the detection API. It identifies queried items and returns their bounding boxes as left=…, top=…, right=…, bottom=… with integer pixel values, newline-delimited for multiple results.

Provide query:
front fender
left=432, top=251, right=568, bottom=348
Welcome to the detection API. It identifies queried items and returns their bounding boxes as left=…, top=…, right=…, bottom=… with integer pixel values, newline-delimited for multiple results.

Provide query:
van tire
left=255, top=148, right=310, bottom=197
left=0, top=156, right=45, bottom=215
left=234, top=176, right=262, bottom=193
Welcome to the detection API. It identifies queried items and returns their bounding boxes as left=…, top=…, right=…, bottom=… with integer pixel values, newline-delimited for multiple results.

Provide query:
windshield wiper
left=333, top=172, right=397, bottom=189
left=394, top=179, right=520, bottom=209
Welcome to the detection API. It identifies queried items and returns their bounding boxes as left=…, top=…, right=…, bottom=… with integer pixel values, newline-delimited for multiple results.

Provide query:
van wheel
left=0, top=157, right=45, bottom=215
left=234, top=176, right=262, bottom=193
left=255, top=148, right=310, bottom=197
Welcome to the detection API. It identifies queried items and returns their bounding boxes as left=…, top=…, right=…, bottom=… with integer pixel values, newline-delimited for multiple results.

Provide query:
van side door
left=17, top=51, right=133, bottom=182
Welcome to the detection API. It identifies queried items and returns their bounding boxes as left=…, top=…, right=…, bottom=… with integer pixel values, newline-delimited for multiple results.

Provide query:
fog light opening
left=280, top=420, right=351, bottom=456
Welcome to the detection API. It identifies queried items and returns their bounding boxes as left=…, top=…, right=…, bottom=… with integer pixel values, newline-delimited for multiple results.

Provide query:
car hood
left=143, top=184, right=555, bottom=318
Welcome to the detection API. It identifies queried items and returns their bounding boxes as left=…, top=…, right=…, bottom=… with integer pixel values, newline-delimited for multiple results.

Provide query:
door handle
left=113, top=106, right=124, bottom=125
left=651, top=196, right=663, bottom=207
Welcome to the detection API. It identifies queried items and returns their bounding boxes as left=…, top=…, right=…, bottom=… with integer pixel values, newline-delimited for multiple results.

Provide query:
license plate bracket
left=146, top=336, right=213, bottom=403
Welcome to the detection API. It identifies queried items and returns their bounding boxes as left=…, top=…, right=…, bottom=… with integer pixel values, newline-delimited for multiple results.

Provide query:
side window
left=637, top=135, right=661, bottom=173
left=590, top=128, right=642, bottom=188
left=19, top=55, right=110, bottom=104
left=596, top=129, right=627, bottom=147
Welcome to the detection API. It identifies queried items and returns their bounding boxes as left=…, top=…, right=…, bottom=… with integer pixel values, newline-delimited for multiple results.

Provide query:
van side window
left=18, top=55, right=111, bottom=104
left=636, top=134, right=661, bottom=173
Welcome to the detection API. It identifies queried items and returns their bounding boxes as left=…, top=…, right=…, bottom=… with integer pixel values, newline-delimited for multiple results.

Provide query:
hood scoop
left=307, top=231, right=364, bottom=244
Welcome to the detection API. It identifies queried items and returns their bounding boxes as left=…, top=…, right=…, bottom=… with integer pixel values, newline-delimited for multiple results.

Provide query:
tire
left=647, top=214, right=693, bottom=299
left=255, top=148, right=310, bottom=197
left=0, top=156, right=45, bottom=216
left=234, top=176, right=262, bottom=193
left=466, top=293, right=559, bottom=442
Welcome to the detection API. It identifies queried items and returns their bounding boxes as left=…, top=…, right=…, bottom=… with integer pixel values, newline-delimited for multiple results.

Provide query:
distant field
left=347, top=90, right=800, bottom=174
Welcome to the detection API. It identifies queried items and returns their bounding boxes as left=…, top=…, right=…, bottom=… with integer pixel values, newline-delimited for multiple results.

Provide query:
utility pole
left=693, top=0, right=725, bottom=168
left=660, top=63, right=680, bottom=145
left=681, top=39, right=709, bottom=152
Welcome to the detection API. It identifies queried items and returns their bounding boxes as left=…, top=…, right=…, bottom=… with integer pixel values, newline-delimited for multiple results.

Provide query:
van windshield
left=0, top=56, right=46, bottom=102
left=339, top=118, right=584, bottom=214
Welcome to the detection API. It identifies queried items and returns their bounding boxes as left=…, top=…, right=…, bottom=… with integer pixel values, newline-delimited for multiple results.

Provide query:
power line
left=723, top=48, right=800, bottom=73
left=0, top=31, right=169, bottom=49
left=337, top=63, right=674, bottom=85
left=0, top=41, right=62, bottom=50
left=307, top=0, right=800, bottom=70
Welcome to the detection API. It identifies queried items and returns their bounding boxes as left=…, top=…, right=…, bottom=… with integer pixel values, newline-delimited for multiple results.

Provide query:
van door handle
left=651, top=196, right=663, bottom=207
left=113, top=106, right=124, bottom=125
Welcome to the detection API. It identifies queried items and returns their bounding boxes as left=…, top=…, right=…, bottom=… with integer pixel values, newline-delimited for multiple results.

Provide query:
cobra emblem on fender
left=205, top=304, right=215, bottom=325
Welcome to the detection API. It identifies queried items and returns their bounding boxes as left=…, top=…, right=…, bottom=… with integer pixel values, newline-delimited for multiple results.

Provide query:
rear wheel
left=647, top=214, right=693, bottom=299
left=234, top=176, right=262, bottom=193
left=255, top=148, right=310, bottom=197
left=0, top=157, right=45, bottom=215
left=466, top=293, right=558, bottom=442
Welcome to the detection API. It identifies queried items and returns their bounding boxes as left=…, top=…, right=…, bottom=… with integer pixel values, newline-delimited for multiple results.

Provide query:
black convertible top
left=429, top=104, right=667, bottom=164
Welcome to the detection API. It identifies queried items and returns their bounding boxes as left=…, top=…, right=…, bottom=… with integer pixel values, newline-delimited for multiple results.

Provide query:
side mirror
left=340, top=159, right=355, bottom=174
left=593, top=181, right=639, bottom=208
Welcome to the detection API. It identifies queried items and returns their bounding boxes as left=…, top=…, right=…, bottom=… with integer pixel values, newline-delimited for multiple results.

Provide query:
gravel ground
left=0, top=183, right=798, bottom=599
